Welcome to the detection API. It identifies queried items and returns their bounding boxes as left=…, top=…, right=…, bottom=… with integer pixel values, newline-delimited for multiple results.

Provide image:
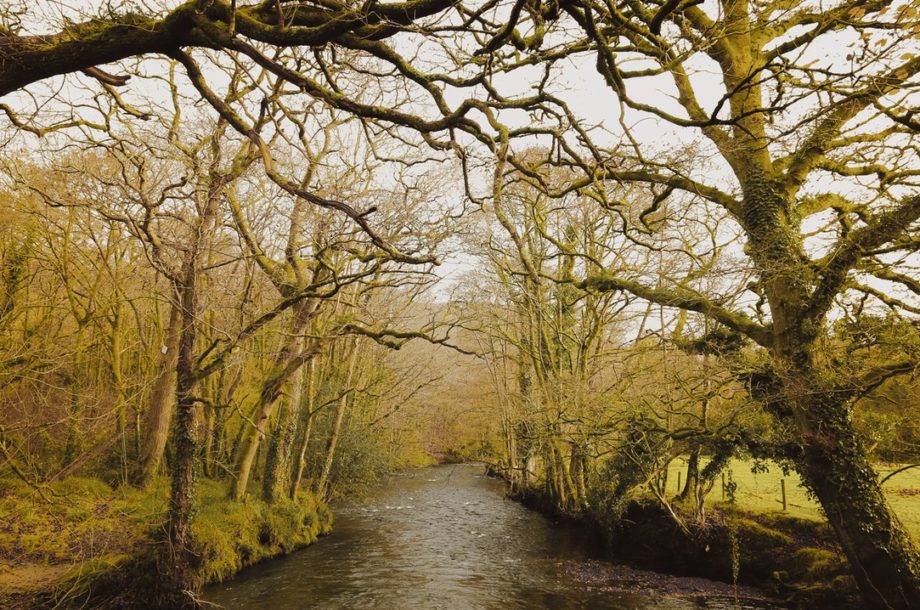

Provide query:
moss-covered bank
left=0, top=476, right=332, bottom=608
left=512, top=487, right=859, bottom=609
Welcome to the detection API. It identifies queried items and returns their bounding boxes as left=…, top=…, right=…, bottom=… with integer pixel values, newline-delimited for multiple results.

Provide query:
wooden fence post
left=781, top=478, right=787, bottom=511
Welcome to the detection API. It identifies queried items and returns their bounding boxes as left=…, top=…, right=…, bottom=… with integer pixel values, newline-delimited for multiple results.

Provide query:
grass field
left=664, top=458, right=920, bottom=539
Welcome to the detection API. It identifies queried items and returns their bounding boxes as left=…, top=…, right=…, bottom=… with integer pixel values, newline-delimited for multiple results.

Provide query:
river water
left=206, top=464, right=785, bottom=609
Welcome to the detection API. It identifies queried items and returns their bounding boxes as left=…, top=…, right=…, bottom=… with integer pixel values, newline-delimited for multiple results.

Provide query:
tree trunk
left=289, top=358, right=317, bottom=498
left=680, top=446, right=701, bottom=501
left=155, top=259, right=205, bottom=608
left=738, top=170, right=920, bottom=607
left=315, top=339, right=358, bottom=500
left=570, top=441, right=588, bottom=510
left=133, top=300, right=181, bottom=487
left=110, top=300, right=127, bottom=436
left=63, top=323, right=89, bottom=465
left=793, top=387, right=920, bottom=610
left=231, top=302, right=315, bottom=500
left=261, top=362, right=304, bottom=502
left=501, top=412, right=519, bottom=490
left=153, top=137, right=230, bottom=605
left=289, top=411, right=315, bottom=498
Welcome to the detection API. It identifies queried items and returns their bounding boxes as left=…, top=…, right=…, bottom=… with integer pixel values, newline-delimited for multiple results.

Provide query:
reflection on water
left=206, top=464, right=785, bottom=609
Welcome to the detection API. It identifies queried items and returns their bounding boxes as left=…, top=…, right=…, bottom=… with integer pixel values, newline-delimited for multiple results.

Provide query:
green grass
left=664, top=458, right=920, bottom=539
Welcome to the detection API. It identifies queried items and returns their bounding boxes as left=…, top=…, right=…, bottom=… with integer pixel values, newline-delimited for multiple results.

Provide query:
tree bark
left=315, top=339, right=359, bottom=500
left=156, top=317, right=201, bottom=608
left=261, top=360, right=306, bottom=502
left=155, top=242, right=208, bottom=609
left=680, top=446, right=701, bottom=502
left=153, top=128, right=231, bottom=605
left=231, top=300, right=317, bottom=500
left=133, top=300, right=181, bottom=487
left=790, top=379, right=920, bottom=610
left=289, top=358, right=317, bottom=498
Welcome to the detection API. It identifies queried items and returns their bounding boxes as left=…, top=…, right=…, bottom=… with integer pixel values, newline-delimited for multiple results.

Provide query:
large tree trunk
left=156, top=330, right=201, bottom=608
left=133, top=300, right=181, bottom=487
left=738, top=168, right=920, bottom=608
left=62, top=323, right=89, bottom=465
left=155, top=254, right=206, bottom=608
left=792, top=383, right=920, bottom=610
left=154, top=137, right=229, bottom=605
left=261, top=360, right=306, bottom=502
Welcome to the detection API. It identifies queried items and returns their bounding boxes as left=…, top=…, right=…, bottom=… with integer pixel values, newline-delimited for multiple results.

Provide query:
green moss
left=0, top=475, right=332, bottom=606
left=733, top=517, right=794, bottom=548
left=793, top=547, right=844, bottom=579
left=192, top=479, right=332, bottom=584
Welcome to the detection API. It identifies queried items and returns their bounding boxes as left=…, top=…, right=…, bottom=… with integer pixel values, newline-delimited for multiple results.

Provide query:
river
left=206, top=464, right=786, bottom=609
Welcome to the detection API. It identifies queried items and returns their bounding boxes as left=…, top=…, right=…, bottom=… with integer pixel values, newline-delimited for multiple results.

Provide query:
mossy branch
left=580, top=273, right=773, bottom=347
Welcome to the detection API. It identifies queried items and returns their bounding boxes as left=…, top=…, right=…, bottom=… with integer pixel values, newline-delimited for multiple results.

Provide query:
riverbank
left=0, top=476, right=331, bottom=608
left=511, top=484, right=860, bottom=609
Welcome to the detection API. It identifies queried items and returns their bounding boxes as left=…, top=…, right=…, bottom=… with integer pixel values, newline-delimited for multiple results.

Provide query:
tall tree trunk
left=792, top=381, right=920, bottom=610
left=157, top=307, right=201, bottom=608
left=110, top=300, right=126, bottom=435
left=681, top=356, right=709, bottom=508
left=155, top=246, right=208, bottom=608
left=261, top=361, right=305, bottom=502
left=62, top=322, right=91, bottom=466
left=231, top=302, right=316, bottom=500
left=315, top=339, right=358, bottom=500
left=154, top=132, right=231, bottom=604
left=133, top=300, right=181, bottom=487
left=569, top=441, right=587, bottom=510
left=738, top=170, right=920, bottom=607
left=289, top=358, right=317, bottom=498
left=680, top=446, right=701, bottom=502
left=501, top=411, right=519, bottom=490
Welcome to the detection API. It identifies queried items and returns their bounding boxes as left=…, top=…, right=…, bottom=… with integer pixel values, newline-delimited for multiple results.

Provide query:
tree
left=498, top=1, right=920, bottom=606
left=465, top=159, right=637, bottom=511
left=0, top=0, right=455, bottom=97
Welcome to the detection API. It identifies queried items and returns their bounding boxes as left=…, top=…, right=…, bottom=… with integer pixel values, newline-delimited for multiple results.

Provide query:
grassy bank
left=616, top=458, right=920, bottom=606
left=509, top=459, right=920, bottom=608
left=513, top=482, right=860, bottom=607
left=602, top=500, right=859, bottom=607
left=0, top=476, right=331, bottom=608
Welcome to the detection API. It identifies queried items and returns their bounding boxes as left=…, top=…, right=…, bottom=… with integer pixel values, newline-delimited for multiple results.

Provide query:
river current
left=206, top=464, right=785, bottom=609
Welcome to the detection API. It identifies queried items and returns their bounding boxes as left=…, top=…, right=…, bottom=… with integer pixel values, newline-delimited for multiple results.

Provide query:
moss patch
left=193, top=479, right=332, bottom=584
left=0, top=475, right=331, bottom=608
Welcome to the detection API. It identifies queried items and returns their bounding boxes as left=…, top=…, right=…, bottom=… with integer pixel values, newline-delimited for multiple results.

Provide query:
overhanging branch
left=581, top=273, right=773, bottom=347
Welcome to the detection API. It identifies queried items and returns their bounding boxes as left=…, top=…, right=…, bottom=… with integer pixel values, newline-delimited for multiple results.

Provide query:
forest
left=0, top=0, right=919, bottom=608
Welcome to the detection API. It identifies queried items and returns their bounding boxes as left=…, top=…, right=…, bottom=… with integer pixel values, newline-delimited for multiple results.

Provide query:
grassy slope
left=0, top=475, right=331, bottom=607
left=665, top=458, right=920, bottom=538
